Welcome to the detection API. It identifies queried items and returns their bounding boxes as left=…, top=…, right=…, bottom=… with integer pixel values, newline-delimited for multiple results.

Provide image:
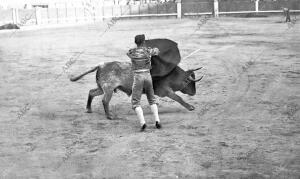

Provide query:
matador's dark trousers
left=131, top=71, right=157, bottom=109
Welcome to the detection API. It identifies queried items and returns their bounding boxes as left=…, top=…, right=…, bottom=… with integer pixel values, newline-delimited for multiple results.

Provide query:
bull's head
left=180, top=67, right=203, bottom=96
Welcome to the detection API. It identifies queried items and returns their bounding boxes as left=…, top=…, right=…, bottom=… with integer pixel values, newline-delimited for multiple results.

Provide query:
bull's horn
left=188, top=75, right=203, bottom=82
left=190, top=67, right=202, bottom=72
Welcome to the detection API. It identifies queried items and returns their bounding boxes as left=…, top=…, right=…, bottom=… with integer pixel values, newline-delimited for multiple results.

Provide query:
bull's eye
left=183, top=78, right=191, bottom=86
left=180, top=78, right=193, bottom=91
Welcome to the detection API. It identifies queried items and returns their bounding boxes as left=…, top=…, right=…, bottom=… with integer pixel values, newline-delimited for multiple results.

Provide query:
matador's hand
left=153, top=48, right=160, bottom=55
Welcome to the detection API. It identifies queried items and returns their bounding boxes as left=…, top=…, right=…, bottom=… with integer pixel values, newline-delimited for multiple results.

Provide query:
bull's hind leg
left=102, top=87, right=114, bottom=120
left=86, top=88, right=103, bottom=113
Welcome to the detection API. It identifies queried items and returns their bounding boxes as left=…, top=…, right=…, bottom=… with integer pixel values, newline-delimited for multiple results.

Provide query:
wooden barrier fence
left=0, top=0, right=300, bottom=26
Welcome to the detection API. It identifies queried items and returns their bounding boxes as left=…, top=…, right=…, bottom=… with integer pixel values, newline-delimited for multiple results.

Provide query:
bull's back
left=96, top=61, right=133, bottom=88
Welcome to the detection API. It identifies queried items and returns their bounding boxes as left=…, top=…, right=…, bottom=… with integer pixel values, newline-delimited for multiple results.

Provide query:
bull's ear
left=185, top=70, right=194, bottom=78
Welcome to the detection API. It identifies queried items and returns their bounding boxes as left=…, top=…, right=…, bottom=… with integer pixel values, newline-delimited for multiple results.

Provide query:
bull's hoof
left=113, top=115, right=123, bottom=120
left=106, top=115, right=114, bottom=120
left=107, top=115, right=123, bottom=120
left=188, top=105, right=195, bottom=111
left=86, top=109, right=92, bottom=113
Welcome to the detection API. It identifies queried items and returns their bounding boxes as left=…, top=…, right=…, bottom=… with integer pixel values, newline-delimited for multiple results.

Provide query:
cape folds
left=145, top=38, right=181, bottom=77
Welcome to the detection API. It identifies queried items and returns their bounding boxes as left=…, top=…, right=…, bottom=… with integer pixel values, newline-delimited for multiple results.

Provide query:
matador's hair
left=135, top=34, right=145, bottom=46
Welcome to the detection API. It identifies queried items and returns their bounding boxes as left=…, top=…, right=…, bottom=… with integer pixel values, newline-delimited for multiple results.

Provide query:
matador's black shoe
left=140, top=124, right=147, bottom=132
left=155, top=121, right=161, bottom=129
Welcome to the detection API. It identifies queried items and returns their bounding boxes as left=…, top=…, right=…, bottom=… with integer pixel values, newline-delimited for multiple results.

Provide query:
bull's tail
left=70, top=66, right=99, bottom=82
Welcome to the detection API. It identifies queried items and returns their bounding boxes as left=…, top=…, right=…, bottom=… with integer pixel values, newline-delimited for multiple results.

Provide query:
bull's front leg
left=166, top=91, right=195, bottom=111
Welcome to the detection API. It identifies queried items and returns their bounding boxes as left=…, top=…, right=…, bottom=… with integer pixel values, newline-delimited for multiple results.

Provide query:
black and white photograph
left=0, top=0, right=299, bottom=178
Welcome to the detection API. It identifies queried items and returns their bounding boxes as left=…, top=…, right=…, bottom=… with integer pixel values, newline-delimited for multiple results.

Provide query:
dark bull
left=70, top=61, right=203, bottom=119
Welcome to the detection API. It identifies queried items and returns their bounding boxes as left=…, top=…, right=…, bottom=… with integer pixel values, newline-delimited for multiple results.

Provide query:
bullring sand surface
left=0, top=17, right=299, bottom=178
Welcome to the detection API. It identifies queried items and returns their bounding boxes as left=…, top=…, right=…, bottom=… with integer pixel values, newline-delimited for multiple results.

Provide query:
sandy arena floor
left=0, top=17, right=299, bottom=179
